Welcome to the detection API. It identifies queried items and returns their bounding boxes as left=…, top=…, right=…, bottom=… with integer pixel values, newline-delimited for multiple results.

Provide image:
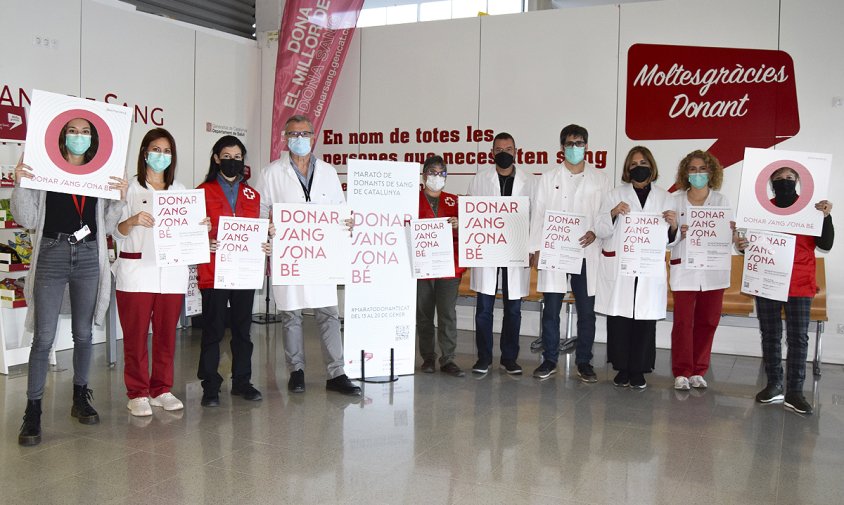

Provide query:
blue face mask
left=688, top=173, right=709, bottom=189
left=564, top=146, right=586, bottom=165
left=65, top=134, right=92, bottom=156
left=146, top=152, right=172, bottom=173
left=288, top=136, right=311, bottom=157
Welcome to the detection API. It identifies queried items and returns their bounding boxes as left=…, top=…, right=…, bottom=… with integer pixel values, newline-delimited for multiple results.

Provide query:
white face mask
left=425, top=175, right=446, bottom=192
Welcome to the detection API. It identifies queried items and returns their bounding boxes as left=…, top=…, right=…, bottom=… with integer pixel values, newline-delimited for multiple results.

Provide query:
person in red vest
left=416, top=156, right=466, bottom=377
left=739, top=166, right=834, bottom=415
left=196, top=135, right=271, bottom=407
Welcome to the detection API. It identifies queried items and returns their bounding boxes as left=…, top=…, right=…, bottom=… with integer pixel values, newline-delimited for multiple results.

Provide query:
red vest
left=789, top=233, right=817, bottom=297
left=196, top=179, right=262, bottom=290
left=418, top=190, right=465, bottom=279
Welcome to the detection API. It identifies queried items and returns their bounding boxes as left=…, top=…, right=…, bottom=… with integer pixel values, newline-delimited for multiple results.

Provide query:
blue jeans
left=27, top=237, right=100, bottom=400
left=540, top=259, right=596, bottom=365
left=475, top=268, right=521, bottom=365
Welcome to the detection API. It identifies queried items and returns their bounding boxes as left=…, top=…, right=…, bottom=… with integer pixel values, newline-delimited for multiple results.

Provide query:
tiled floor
left=2, top=318, right=844, bottom=505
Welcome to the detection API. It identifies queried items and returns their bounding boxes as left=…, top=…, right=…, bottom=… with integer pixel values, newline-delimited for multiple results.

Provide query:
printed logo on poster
left=21, top=90, right=132, bottom=199
left=0, top=105, right=27, bottom=142
left=735, top=148, right=831, bottom=236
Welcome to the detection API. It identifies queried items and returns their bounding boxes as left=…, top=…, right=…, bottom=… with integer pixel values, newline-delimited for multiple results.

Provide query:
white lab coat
left=528, top=164, right=611, bottom=295
left=668, top=190, right=732, bottom=291
left=594, top=183, right=672, bottom=319
left=252, top=152, right=346, bottom=311
left=112, top=177, right=190, bottom=294
left=467, top=165, right=535, bottom=299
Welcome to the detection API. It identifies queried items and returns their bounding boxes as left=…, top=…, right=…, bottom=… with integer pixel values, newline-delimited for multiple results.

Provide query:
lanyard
left=71, top=195, right=86, bottom=224
left=298, top=167, right=315, bottom=202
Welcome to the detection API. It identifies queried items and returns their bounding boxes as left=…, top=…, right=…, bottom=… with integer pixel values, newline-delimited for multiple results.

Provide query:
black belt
left=42, top=231, right=97, bottom=244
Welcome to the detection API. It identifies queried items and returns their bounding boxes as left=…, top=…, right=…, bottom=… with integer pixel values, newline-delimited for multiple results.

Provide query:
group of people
left=11, top=113, right=834, bottom=447
left=416, top=124, right=834, bottom=420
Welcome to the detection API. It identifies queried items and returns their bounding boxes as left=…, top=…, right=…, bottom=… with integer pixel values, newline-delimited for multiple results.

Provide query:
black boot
left=18, top=399, right=42, bottom=446
left=71, top=384, right=100, bottom=425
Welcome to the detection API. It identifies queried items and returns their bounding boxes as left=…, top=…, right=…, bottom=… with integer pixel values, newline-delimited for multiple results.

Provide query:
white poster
left=458, top=196, right=530, bottom=268
left=618, top=212, right=669, bottom=277
left=22, top=90, right=131, bottom=199
left=538, top=210, right=587, bottom=274
left=684, top=206, right=732, bottom=270
left=214, top=216, right=268, bottom=289
left=185, top=265, right=201, bottom=317
left=152, top=189, right=209, bottom=267
left=272, top=204, right=350, bottom=285
left=344, top=160, right=418, bottom=379
left=736, top=148, right=831, bottom=237
left=741, top=229, right=796, bottom=302
left=408, top=218, right=455, bottom=279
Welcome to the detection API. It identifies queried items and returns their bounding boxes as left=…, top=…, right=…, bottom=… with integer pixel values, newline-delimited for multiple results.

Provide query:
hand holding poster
left=272, top=203, right=350, bottom=285
left=538, top=210, right=587, bottom=274
left=736, top=148, right=831, bottom=236
left=153, top=189, right=210, bottom=266
left=22, top=90, right=132, bottom=199
left=458, top=196, right=530, bottom=268
left=214, top=217, right=269, bottom=289
left=741, top=229, right=795, bottom=301
left=619, top=212, right=669, bottom=277
left=684, top=206, right=732, bottom=270
left=408, top=218, right=455, bottom=279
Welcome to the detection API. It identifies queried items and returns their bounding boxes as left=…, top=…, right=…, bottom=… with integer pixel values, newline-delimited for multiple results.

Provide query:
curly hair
left=675, top=150, right=723, bottom=191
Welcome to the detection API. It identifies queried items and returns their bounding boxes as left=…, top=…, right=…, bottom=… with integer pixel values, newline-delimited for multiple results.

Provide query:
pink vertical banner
left=271, top=0, right=363, bottom=159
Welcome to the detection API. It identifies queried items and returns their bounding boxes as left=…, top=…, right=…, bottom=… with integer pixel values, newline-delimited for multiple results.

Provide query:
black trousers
left=197, top=288, right=256, bottom=392
left=606, top=315, right=656, bottom=373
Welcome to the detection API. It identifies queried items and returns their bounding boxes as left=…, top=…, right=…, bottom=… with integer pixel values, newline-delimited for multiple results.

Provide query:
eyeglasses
left=425, top=170, right=447, bottom=176
left=493, top=147, right=515, bottom=154
left=563, top=141, right=587, bottom=148
left=285, top=131, right=313, bottom=139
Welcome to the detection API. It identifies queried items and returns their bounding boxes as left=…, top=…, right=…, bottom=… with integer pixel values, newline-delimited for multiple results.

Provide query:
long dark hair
left=58, top=118, right=99, bottom=163
left=204, top=135, right=247, bottom=183
left=136, top=128, right=177, bottom=189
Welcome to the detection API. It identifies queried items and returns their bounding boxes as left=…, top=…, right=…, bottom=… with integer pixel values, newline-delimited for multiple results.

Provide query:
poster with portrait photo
left=735, top=148, right=831, bottom=237
left=22, top=89, right=132, bottom=199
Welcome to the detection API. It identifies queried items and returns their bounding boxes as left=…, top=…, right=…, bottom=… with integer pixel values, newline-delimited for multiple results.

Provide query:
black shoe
left=784, top=392, right=813, bottom=415
left=532, top=361, right=557, bottom=379
left=577, top=363, right=598, bottom=383
left=500, top=360, right=523, bottom=375
left=325, top=374, right=362, bottom=396
left=612, top=370, right=629, bottom=387
left=471, top=360, right=490, bottom=374
left=755, top=384, right=784, bottom=403
left=71, top=385, right=100, bottom=425
left=231, top=384, right=262, bottom=401
left=421, top=358, right=436, bottom=374
left=630, top=372, right=647, bottom=389
left=201, top=390, right=220, bottom=407
left=18, top=399, right=42, bottom=446
left=440, top=362, right=465, bottom=377
left=288, top=370, right=305, bottom=393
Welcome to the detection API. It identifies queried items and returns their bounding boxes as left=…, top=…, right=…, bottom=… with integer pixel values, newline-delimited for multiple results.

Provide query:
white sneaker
left=674, top=376, right=690, bottom=390
left=689, top=375, right=708, bottom=389
left=150, top=392, right=184, bottom=411
left=127, top=397, right=153, bottom=417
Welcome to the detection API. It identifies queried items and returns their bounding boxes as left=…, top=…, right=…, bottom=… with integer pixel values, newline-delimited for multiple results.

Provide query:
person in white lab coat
left=529, top=124, right=611, bottom=381
left=252, top=114, right=360, bottom=396
left=668, top=150, right=732, bottom=391
left=595, top=146, right=677, bottom=389
left=468, top=132, right=535, bottom=375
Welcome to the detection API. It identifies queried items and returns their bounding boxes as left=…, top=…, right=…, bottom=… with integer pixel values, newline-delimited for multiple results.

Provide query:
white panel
left=194, top=32, right=261, bottom=187
left=80, top=0, right=196, bottom=189
left=479, top=7, right=619, bottom=191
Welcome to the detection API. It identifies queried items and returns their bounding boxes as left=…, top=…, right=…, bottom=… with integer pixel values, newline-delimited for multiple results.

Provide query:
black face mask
left=630, top=165, right=651, bottom=183
left=494, top=151, right=514, bottom=169
left=772, top=178, right=797, bottom=206
left=220, top=158, right=244, bottom=178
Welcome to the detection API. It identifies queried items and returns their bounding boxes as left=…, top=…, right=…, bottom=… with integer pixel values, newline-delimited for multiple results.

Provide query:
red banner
left=626, top=44, right=799, bottom=171
left=271, top=0, right=363, bottom=160
left=0, top=105, right=27, bottom=142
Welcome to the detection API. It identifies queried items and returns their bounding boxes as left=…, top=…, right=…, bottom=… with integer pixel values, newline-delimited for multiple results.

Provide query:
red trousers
left=670, top=289, right=725, bottom=377
left=116, top=291, right=184, bottom=399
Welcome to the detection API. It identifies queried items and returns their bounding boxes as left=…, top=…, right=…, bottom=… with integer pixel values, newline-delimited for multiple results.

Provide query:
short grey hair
left=284, top=114, right=314, bottom=132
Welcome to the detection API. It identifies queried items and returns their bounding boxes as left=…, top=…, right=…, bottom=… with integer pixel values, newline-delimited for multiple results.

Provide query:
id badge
left=72, top=224, right=91, bottom=243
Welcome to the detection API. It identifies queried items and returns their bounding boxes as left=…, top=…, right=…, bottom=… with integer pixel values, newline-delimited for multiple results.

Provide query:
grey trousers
left=280, top=306, right=345, bottom=379
left=416, top=277, right=460, bottom=366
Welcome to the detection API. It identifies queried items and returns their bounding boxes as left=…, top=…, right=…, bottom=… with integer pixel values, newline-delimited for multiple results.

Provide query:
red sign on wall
left=626, top=44, right=799, bottom=169
left=0, top=105, right=27, bottom=142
